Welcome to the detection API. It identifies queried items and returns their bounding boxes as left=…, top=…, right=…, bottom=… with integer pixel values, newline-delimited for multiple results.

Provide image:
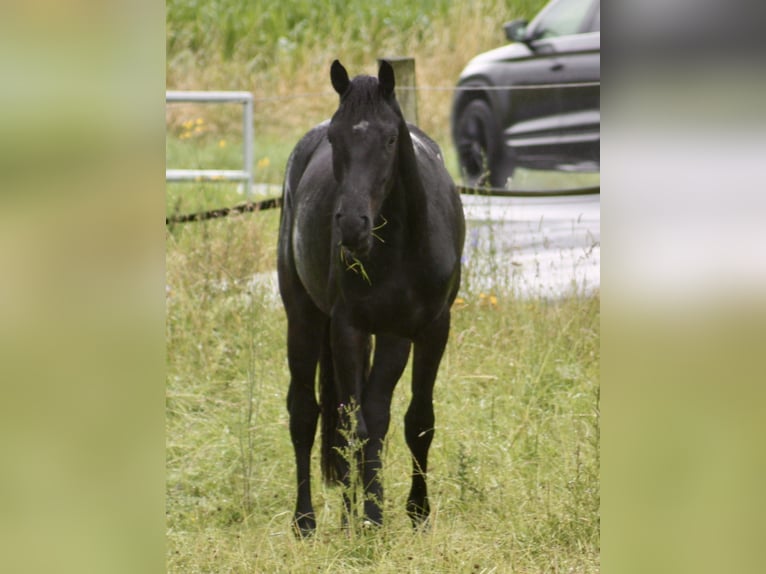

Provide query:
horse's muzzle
left=336, top=211, right=372, bottom=256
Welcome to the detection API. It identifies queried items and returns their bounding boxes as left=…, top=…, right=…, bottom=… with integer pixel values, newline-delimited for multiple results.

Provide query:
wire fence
left=165, top=184, right=599, bottom=226
left=246, top=81, right=600, bottom=103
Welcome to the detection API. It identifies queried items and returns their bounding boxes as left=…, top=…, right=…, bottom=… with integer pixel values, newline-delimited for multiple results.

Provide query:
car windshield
left=535, top=0, right=594, bottom=39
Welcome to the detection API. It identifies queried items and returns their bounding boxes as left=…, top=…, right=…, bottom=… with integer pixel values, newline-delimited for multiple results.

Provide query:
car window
left=589, top=8, right=600, bottom=32
left=534, top=0, right=594, bottom=39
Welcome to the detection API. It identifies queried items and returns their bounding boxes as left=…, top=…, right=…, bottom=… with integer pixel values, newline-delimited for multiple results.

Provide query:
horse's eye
left=387, top=135, right=397, bottom=148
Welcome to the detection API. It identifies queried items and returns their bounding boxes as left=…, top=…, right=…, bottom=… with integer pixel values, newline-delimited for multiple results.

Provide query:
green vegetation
left=167, top=0, right=544, bottom=74
left=167, top=0, right=548, bottom=183
left=166, top=1, right=598, bottom=571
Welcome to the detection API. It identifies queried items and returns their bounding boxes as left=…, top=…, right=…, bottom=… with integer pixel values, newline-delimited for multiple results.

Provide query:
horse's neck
left=394, top=123, right=430, bottom=241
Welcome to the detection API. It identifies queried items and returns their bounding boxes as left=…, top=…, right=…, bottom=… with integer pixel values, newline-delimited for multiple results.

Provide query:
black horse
left=277, top=60, right=465, bottom=536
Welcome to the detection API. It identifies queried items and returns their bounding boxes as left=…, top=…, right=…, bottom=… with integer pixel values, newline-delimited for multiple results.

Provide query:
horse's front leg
left=330, top=307, right=371, bottom=526
left=285, top=303, right=326, bottom=537
left=405, top=310, right=451, bottom=527
left=361, top=334, right=411, bottom=526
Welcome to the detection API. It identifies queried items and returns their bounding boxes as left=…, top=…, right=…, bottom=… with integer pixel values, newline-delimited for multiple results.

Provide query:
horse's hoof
left=292, top=513, right=316, bottom=538
left=406, top=500, right=430, bottom=529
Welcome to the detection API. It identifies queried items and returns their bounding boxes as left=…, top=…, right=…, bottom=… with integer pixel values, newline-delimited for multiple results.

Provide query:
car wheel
left=454, top=98, right=510, bottom=188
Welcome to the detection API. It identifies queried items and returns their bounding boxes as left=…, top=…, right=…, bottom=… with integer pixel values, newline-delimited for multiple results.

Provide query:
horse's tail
left=319, top=323, right=341, bottom=485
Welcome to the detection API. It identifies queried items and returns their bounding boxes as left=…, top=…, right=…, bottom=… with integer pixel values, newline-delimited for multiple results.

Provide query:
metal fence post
left=378, top=57, right=418, bottom=125
left=242, top=96, right=254, bottom=199
left=166, top=91, right=254, bottom=199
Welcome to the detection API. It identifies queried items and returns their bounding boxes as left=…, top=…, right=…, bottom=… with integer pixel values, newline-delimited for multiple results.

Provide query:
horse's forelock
left=336, top=75, right=399, bottom=122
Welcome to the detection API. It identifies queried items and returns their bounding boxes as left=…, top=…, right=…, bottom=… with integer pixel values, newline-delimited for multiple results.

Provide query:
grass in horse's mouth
left=339, top=245, right=371, bottom=285
left=338, top=216, right=388, bottom=285
left=371, top=214, right=388, bottom=244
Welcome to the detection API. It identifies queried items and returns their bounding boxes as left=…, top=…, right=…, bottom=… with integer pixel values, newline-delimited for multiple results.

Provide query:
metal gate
left=166, top=91, right=254, bottom=198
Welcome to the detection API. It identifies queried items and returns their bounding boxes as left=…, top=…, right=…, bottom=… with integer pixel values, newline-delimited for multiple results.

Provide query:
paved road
left=461, top=193, right=600, bottom=298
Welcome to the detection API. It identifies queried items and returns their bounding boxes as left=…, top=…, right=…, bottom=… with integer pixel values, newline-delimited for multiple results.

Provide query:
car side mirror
left=504, top=19, right=529, bottom=43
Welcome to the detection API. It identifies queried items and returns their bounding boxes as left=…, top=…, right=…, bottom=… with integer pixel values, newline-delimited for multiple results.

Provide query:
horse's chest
left=343, top=276, right=439, bottom=337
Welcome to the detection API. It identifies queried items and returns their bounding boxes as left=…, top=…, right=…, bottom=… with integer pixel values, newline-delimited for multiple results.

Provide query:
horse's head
left=327, top=60, right=401, bottom=258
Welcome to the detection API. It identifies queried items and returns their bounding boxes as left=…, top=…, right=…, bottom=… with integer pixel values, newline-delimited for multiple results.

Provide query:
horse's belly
left=292, top=206, right=334, bottom=314
left=347, top=281, right=447, bottom=338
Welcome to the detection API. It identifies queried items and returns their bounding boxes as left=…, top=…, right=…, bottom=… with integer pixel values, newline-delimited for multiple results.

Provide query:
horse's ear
left=330, top=60, right=350, bottom=96
left=378, top=60, right=395, bottom=99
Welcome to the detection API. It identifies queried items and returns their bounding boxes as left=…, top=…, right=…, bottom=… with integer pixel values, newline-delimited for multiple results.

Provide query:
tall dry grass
left=167, top=0, right=545, bottom=144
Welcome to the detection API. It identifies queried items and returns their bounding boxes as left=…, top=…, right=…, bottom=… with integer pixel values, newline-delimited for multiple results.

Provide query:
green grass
left=166, top=208, right=599, bottom=572
left=167, top=0, right=544, bottom=71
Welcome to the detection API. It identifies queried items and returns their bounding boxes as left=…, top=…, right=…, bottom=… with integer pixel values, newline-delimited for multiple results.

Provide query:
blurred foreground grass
left=0, top=2, right=165, bottom=574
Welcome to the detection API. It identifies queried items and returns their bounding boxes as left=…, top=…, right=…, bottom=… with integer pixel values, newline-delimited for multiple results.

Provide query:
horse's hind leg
left=285, top=299, right=326, bottom=536
left=405, top=310, right=451, bottom=526
left=361, top=334, right=412, bottom=526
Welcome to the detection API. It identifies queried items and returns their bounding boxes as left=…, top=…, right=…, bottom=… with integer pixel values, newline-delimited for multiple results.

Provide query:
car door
left=544, top=2, right=600, bottom=170
left=499, top=36, right=567, bottom=169
left=520, top=0, right=599, bottom=170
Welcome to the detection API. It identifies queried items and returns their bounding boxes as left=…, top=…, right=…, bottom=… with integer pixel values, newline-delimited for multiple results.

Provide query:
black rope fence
left=166, top=196, right=281, bottom=225
left=165, top=184, right=599, bottom=226
left=456, top=184, right=599, bottom=198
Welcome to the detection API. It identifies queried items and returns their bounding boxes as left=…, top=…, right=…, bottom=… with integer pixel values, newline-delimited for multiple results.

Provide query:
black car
left=451, top=0, right=600, bottom=188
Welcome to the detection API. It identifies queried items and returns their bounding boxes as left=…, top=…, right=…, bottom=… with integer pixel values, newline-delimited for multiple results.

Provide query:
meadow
left=166, top=210, right=599, bottom=572
left=167, top=1, right=599, bottom=571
